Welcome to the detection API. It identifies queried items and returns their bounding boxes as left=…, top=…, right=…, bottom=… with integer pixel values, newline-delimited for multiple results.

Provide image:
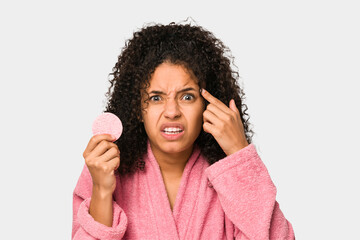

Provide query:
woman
left=72, top=22, right=295, bottom=239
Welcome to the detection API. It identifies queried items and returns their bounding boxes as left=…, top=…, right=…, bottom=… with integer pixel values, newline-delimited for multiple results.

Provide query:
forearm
left=73, top=164, right=128, bottom=239
left=89, top=187, right=113, bottom=227
left=205, top=144, right=295, bottom=239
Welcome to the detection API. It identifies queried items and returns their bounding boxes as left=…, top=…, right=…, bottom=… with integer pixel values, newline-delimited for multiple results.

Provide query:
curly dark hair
left=104, top=21, right=254, bottom=176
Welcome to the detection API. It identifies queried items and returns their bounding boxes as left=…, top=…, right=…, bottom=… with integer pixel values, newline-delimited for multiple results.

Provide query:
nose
left=164, top=98, right=181, bottom=119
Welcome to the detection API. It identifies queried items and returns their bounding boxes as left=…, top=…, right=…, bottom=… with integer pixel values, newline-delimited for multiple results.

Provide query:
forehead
left=148, top=63, right=198, bottom=90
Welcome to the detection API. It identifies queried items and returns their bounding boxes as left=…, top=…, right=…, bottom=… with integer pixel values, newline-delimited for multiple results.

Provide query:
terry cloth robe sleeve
left=205, top=144, right=295, bottom=240
left=72, top=164, right=128, bottom=240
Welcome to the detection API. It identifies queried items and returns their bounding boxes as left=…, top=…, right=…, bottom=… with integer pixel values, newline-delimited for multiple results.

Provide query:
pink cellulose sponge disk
left=92, top=112, right=123, bottom=141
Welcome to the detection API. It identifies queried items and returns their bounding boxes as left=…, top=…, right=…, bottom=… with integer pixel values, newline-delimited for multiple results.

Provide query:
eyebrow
left=149, top=87, right=197, bottom=95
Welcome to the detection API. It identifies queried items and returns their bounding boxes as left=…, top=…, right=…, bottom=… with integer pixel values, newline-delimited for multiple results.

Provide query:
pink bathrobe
left=72, top=141, right=295, bottom=239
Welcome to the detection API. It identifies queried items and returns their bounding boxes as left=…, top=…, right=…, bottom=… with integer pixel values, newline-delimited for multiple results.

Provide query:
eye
left=149, top=95, right=162, bottom=102
left=182, top=94, right=195, bottom=101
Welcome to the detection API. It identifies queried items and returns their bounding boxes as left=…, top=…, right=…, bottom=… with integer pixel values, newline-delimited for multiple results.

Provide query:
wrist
left=227, top=142, right=249, bottom=156
left=92, top=185, right=114, bottom=200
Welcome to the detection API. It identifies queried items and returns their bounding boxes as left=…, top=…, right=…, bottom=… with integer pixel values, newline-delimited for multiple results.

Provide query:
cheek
left=142, top=107, right=161, bottom=126
left=187, top=106, right=205, bottom=128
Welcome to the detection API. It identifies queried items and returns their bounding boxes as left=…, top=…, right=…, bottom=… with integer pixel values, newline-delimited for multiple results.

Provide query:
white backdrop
left=1, top=0, right=359, bottom=239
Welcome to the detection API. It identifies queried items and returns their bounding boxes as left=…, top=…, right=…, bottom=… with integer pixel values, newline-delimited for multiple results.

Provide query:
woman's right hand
left=83, top=134, right=120, bottom=195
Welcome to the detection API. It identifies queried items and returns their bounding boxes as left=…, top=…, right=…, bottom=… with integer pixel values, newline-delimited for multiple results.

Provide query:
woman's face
left=141, top=62, right=205, bottom=156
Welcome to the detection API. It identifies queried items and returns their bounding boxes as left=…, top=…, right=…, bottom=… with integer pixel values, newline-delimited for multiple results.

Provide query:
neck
left=150, top=144, right=194, bottom=178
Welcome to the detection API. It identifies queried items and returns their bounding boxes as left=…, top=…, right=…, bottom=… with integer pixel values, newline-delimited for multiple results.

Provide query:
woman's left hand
left=201, top=89, right=249, bottom=156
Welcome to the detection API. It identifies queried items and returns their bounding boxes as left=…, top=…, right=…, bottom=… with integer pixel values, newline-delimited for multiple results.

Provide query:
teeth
left=164, top=132, right=181, bottom=135
left=163, top=127, right=183, bottom=134
left=163, top=127, right=182, bottom=132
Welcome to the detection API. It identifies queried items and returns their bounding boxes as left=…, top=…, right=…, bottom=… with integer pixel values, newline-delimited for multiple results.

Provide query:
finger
left=203, top=122, right=219, bottom=137
left=106, top=156, right=120, bottom=171
left=93, top=156, right=119, bottom=174
left=83, top=134, right=115, bottom=158
left=99, top=146, right=120, bottom=163
left=206, top=103, right=232, bottom=119
left=229, top=99, right=240, bottom=114
left=206, top=102, right=240, bottom=127
left=201, top=89, right=231, bottom=113
left=87, top=140, right=119, bottom=160
left=203, top=109, right=222, bottom=126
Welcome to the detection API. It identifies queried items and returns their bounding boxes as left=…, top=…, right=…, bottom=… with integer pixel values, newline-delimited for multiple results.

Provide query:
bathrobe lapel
left=171, top=145, right=206, bottom=239
left=145, top=141, right=203, bottom=239
left=145, top=141, right=180, bottom=239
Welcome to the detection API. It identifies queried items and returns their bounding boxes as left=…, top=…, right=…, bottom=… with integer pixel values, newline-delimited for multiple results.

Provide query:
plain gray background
left=1, top=0, right=359, bottom=239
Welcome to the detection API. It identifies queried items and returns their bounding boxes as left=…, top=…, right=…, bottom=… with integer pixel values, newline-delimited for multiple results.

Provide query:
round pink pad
left=92, top=112, right=123, bottom=141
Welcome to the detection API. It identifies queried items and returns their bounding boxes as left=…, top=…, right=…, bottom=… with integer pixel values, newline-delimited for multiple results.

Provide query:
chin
left=160, top=141, right=191, bottom=153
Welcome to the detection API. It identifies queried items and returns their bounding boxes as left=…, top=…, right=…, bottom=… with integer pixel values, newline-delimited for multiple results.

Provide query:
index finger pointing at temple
left=201, top=88, right=229, bottom=111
